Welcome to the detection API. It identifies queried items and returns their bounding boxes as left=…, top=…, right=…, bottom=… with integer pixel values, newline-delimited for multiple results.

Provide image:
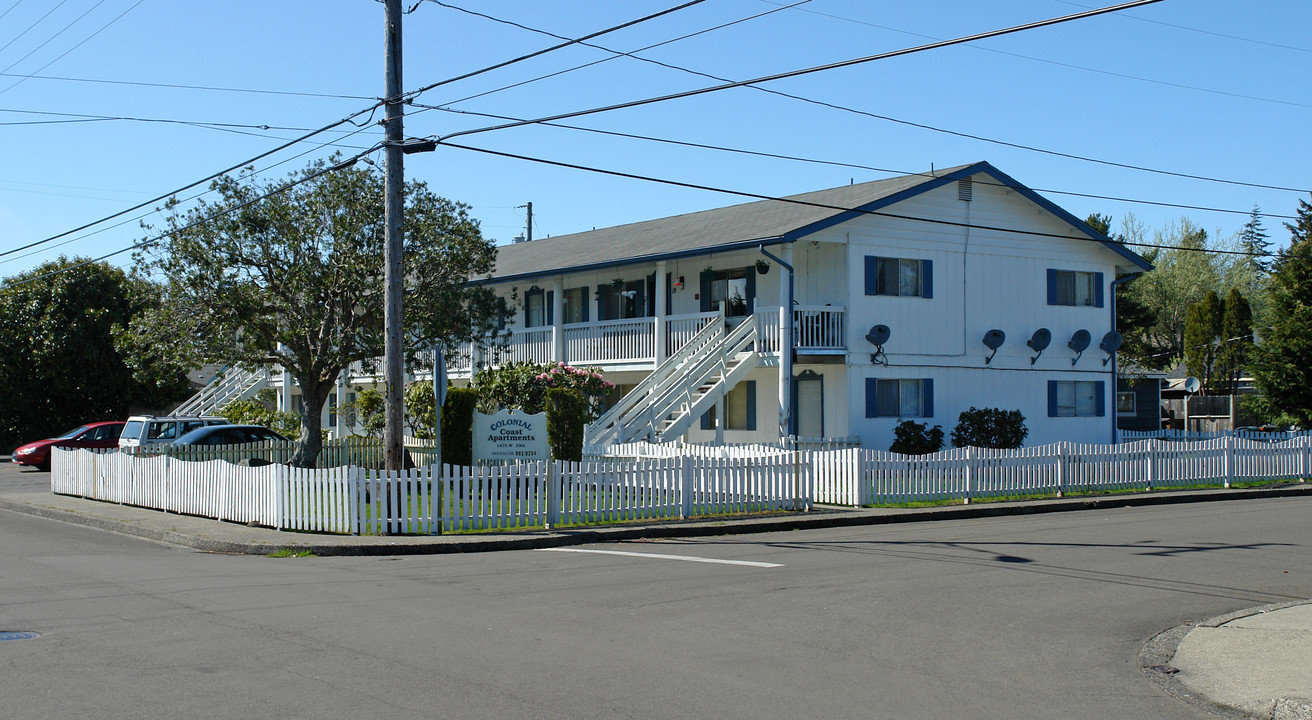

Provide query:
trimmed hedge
left=546, top=387, right=587, bottom=461
left=441, top=387, right=478, bottom=466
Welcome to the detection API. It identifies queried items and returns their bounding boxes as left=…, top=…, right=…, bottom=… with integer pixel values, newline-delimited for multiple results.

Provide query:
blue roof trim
left=785, top=161, right=1154, bottom=273
left=468, top=235, right=792, bottom=286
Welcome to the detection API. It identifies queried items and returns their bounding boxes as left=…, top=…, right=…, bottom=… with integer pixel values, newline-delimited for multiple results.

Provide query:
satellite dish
left=865, top=324, right=890, bottom=366
left=1027, top=328, right=1051, bottom=365
left=1183, top=376, right=1201, bottom=394
left=982, top=329, right=1005, bottom=365
left=1099, top=330, right=1122, bottom=366
left=865, top=325, right=891, bottom=347
left=1068, top=329, right=1091, bottom=365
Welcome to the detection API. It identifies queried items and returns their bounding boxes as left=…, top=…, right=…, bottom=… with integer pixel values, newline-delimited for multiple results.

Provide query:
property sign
left=473, top=410, right=549, bottom=462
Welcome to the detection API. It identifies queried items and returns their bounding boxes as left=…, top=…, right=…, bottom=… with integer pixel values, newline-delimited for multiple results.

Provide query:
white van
left=118, top=416, right=231, bottom=449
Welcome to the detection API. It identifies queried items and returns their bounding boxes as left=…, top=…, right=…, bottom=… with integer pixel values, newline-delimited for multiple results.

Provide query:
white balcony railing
left=442, top=306, right=844, bottom=376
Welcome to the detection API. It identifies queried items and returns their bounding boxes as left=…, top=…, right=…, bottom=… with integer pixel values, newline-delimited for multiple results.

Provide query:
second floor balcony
left=444, top=305, right=846, bottom=378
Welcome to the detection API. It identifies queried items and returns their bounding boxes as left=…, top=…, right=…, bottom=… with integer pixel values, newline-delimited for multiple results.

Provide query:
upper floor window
left=598, top=280, right=647, bottom=320
left=525, top=289, right=548, bottom=328
left=865, top=378, right=934, bottom=419
left=1048, top=380, right=1105, bottom=417
left=865, top=256, right=933, bottom=298
left=1047, top=269, right=1103, bottom=307
left=563, top=287, right=588, bottom=324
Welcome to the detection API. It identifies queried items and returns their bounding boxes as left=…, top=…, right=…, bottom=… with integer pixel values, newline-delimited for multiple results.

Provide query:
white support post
left=1302, top=434, right=1310, bottom=482
left=1146, top=438, right=1157, bottom=492
left=963, top=446, right=974, bottom=505
left=1223, top=433, right=1233, bottom=488
left=778, top=244, right=793, bottom=442
left=1056, top=441, right=1067, bottom=497
left=680, top=455, right=694, bottom=519
left=655, top=261, right=668, bottom=366
left=551, top=277, right=564, bottom=364
left=546, top=460, right=561, bottom=530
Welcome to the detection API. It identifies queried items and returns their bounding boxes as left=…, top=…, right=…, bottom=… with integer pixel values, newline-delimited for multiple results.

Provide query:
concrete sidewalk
left=1, top=481, right=1309, bottom=718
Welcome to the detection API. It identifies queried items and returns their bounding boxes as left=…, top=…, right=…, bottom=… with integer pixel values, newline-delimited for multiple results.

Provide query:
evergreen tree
left=1251, top=196, right=1312, bottom=427
left=1085, top=213, right=1158, bottom=367
left=1183, top=291, right=1223, bottom=394
left=1238, top=205, right=1272, bottom=273
left=1216, top=288, right=1253, bottom=396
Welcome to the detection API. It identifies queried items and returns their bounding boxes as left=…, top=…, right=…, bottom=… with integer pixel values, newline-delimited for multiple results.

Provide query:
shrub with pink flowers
left=472, top=361, right=615, bottom=421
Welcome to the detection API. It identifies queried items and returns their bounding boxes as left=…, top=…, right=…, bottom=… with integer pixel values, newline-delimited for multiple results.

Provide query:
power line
left=427, top=0, right=811, bottom=109
left=0, top=71, right=374, bottom=100
left=434, top=1, right=1167, bottom=146
left=415, top=104, right=1298, bottom=222
left=438, top=138, right=1277, bottom=260
left=2, top=1, right=710, bottom=264
left=422, top=0, right=1305, bottom=196
left=0, top=0, right=145, bottom=97
left=1051, top=0, right=1312, bottom=54
left=403, top=0, right=710, bottom=103
left=0, top=103, right=383, bottom=260
left=760, top=0, right=1312, bottom=110
left=0, top=146, right=379, bottom=292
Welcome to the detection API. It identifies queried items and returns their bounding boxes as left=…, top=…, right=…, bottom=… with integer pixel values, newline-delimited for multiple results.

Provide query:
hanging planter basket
left=755, top=259, right=770, bottom=274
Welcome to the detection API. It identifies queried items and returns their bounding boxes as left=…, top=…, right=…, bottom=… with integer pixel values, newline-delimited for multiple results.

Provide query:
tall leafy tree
left=1086, top=213, right=1158, bottom=367
left=132, top=156, right=507, bottom=467
left=1120, top=218, right=1221, bottom=369
left=1182, top=291, right=1223, bottom=394
left=1216, top=287, right=1253, bottom=396
left=1251, top=196, right=1312, bottom=427
left=0, top=258, right=190, bottom=450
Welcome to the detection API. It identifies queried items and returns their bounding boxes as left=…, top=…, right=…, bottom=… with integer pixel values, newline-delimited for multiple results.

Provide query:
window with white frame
left=865, top=257, right=933, bottom=298
left=701, top=381, right=757, bottom=431
left=1116, top=391, right=1136, bottom=416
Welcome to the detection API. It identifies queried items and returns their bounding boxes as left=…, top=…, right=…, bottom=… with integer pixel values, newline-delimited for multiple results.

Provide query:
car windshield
left=55, top=425, right=91, bottom=440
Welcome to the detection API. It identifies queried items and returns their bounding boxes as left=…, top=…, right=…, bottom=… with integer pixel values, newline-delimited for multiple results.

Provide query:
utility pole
left=518, top=201, right=533, bottom=243
left=382, top=0, right=406, bottom=473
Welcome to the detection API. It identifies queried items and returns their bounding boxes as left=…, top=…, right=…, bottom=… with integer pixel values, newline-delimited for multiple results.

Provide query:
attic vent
left=957, top=177, right=973, bottom=202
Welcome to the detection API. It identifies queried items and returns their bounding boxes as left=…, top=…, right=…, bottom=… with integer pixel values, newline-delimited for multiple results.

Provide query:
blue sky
left=1, top=0, right=1308, bottom=279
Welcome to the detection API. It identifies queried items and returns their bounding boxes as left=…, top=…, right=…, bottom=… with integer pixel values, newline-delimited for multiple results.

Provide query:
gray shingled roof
left=483, top=162, right=1149, bottom=282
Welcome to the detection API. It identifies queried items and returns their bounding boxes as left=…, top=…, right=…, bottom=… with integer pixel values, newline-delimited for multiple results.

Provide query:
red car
left=11, top=421, right=126, bottom=471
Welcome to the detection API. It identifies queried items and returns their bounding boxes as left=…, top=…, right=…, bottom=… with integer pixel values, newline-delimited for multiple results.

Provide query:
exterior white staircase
left=585, top=314, right=762, bottom=448
left=172, top=365, right=271, bottom=417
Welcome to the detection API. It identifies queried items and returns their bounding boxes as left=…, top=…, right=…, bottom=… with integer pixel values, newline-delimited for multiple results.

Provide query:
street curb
left=0, top=481, right=1307, bottom=556
left=1140, top=600, right=1312, bottom=720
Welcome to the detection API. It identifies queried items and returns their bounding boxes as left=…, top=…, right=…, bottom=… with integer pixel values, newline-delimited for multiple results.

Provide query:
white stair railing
left=584, top=312, right=763, bottom=449
left=173, top=365, right=271, bottom=417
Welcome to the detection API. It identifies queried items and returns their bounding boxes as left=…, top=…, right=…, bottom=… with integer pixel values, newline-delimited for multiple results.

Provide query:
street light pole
left=383, top=0, right=406, bottom=472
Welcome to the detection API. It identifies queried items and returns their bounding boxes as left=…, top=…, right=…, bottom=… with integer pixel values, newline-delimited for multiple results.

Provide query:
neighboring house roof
left=480, top=161, right=1153, bottom=283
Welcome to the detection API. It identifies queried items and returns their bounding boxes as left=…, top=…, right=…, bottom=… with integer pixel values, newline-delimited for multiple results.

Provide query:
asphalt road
left=2, top=460, right=1309, bottom=719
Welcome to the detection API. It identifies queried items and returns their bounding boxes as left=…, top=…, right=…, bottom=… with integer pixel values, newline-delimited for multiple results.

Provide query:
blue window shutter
left=922, top=379, right=934, bottom=417
left=865, top=378, right=878, bottom=418
left=1094, top=272, right=1105, bottom=308
left=581, top=287, right=589, bottom=322
left=1046, top=269, right=1058, bottom=305
left=546, top=291, right=554, bottom=325
left=864, top=256, right=878, bottom=295
left=700, top=271, right=714, bottom=313
left=1048, top=381, right=1058, bottom=417
left=745, top=381, right=757, bottom=431
left=1095, top=380, right=1106, bottom=416
left=701, top=409, right=712, bottom=430
left=921, top=260, right=933, bottom=299
left=596, top=287, right=607, bottom=322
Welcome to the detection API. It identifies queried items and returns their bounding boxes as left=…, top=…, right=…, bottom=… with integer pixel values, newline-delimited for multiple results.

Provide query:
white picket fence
left=49, top=434, right=1310, bottom=535
left=807, top=436, right=1312, bottom=506
left=51, top=448, right=809, bottom=535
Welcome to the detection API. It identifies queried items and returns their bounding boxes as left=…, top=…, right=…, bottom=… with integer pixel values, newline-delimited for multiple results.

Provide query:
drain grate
left=0, top=631, right=39, bottom=641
